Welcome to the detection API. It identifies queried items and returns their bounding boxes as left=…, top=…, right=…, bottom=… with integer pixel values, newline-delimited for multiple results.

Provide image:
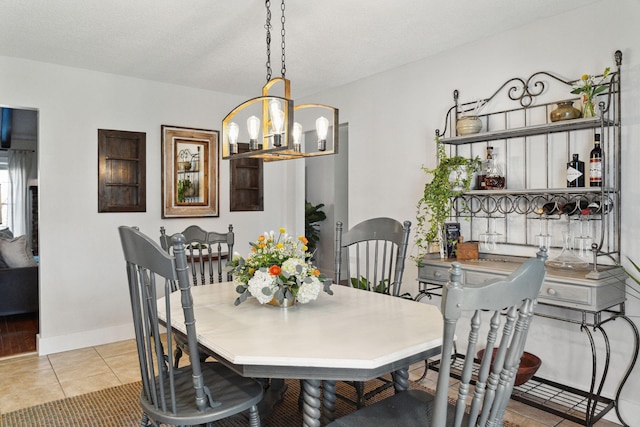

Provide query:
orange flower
left=258, top=243, right=266, bottom=249
left=258, top=235, right=265, bottom=242
left=248, top=268, right=255, bottom=275
left=269, top=265, right=282, bottom=276
left=298, top=236, right=308, bottom=244
left=312, top=269, right=321, bottom=277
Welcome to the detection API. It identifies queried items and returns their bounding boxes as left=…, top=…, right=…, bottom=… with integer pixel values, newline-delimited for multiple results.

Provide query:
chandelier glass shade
left=222, top=1, right=338, bottom=162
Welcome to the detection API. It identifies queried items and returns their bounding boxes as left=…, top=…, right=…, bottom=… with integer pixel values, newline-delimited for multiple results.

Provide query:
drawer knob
left=547, top=288, right=557, bottom=296
left=434, top=271, right=442, bottom=278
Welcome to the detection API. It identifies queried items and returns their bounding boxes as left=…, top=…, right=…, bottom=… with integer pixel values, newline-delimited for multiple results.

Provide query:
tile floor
left=0, top=340, right=621, bottom=426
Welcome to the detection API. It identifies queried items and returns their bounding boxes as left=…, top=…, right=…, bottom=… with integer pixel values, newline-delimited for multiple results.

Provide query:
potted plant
left=305, top=200, right=327, bottom=257
left=414, top=136, right=481, bottom=261
left=177, top=178, right=193, bottom=202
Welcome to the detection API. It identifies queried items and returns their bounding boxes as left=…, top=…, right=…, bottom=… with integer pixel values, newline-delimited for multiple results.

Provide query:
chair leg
left=248, top=404, right=261, bottom=427
left=174, top=345, right=183, bottom=369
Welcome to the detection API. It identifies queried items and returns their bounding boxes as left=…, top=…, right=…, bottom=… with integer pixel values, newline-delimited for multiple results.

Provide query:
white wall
left=306, top=0, right=640, bottom=419
left=0, top=56, right=306, bottom=354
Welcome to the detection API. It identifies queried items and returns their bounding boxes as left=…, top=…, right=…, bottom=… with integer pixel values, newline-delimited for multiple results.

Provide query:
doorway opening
left=0, top=106, right=39, bottom=359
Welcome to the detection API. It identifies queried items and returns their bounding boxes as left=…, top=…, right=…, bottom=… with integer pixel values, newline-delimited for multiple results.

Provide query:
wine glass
left=536, top=214, right=552, bottom=250
left=573, top=213, right=592, bottom=262
left=480, top=217, right=502, bottom=252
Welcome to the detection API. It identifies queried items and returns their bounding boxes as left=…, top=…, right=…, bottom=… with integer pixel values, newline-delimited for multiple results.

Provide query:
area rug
left=1, top=378, right=519, bottom=426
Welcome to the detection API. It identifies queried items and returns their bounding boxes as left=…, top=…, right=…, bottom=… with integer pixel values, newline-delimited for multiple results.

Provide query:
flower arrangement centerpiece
left=232, top=228, right=333, bottom=306
left=570, top=67, right=611, bottom=118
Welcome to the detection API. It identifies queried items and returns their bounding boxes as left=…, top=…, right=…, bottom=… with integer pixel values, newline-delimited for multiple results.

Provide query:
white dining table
left=157, top=282, right=443, bottom=426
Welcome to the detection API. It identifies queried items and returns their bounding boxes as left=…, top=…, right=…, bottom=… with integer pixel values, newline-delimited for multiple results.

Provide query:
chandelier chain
left=280, top=0, right=286, bottom=78
left=265, top=0, right=272, bottom=82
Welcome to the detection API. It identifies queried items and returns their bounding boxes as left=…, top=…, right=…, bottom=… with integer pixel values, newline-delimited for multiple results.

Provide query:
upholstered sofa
left=0, top=266, right=38, bottom=316
left=0, top=229, right=39, bottom=316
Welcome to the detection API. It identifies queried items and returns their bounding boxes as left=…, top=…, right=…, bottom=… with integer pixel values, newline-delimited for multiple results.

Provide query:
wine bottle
left=590, top=134, right=602, bottom=187
left=587, top=200, right=613, bottom=214
left=560, top=199, right=589, bottom=215
left=540, top=201, right=559, bottom=215
left=567, top=154, right=585, bottom=187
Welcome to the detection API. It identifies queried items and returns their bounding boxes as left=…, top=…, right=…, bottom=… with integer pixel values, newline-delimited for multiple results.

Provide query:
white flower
left=281, top=258, right=308, bottom=278
left=247, top=270, right=277, bottom=304
left=296, top=277, right=322, bottom=303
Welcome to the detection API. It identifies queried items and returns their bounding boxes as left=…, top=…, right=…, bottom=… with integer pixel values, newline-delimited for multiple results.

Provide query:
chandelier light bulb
left=228, top=122, right=239, bottom=154
left=247, top=115, right=260, bottom=151
left=269, top=99, right=282, bottom=118
left=293, top=122, right=303, bottom=152
left=271, top=108, right=285, bottom=147
left=316, top=116, right=329, bottom=151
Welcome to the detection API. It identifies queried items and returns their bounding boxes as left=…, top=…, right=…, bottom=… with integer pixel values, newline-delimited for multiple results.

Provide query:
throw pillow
left=0, top=228, right=13, bottom=240
left=0, top=235, right=38, bottom=268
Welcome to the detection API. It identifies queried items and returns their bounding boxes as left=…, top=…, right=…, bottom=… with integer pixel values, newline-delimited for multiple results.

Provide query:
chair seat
left=327, top=389, right=465, bottom=427
left=141, top=361, right=263, bottom=426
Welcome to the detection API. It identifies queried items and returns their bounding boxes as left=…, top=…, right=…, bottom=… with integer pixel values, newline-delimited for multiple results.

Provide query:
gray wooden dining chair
left=336, top=217, right=412, bottom=296
left=160, top=224, right=234, bottom=285
left=335, top=217, right=412, bottom=407
left=119, top=226, right=262, bottom=427
left=160, top=224, right=234, bottom=367
left=328, top=248, right=547, bottom=427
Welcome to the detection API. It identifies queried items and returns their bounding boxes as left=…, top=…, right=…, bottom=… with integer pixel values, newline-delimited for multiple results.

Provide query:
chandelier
left=222, top=0, right=339, bottom=162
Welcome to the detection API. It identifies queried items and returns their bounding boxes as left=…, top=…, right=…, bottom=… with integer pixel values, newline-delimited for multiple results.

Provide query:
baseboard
left=37, top=323, right=134, bottom=355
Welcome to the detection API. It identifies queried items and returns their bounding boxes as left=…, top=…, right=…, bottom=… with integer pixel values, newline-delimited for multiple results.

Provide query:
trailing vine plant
left=413, top=136, right=481, bottom=263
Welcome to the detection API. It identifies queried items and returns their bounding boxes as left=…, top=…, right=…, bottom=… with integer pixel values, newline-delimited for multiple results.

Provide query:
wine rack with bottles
left=436, top=50, right=622, bottom=268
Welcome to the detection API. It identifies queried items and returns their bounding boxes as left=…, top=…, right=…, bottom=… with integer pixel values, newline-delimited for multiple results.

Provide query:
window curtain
left=8, top=149, right=36, bottom=237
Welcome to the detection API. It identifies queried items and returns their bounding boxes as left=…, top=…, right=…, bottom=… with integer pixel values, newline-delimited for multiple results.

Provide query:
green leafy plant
left=350, top=276, right=389, bottom=293
left=349, top=276, right=413, bottom=299
left=623, top=257, right=640, bottom=302
left=414, top=136, right=481, bottom=262
left=305, top=201, right=327, bottom=255
left=177, top=178, right=192, bottom=202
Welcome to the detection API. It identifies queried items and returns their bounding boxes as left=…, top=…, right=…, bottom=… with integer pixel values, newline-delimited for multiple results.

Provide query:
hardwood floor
left=0, top=312, right=38, bottom=358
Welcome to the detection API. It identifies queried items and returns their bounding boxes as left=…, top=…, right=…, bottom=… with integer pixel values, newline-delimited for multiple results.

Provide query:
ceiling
left=1, top=0, right=599, bottom=98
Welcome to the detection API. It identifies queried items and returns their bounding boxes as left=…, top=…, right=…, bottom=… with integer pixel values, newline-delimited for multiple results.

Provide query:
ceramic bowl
left=476, top=348, right=542, bottom=386
left=456, top=116, right=483, bottom=135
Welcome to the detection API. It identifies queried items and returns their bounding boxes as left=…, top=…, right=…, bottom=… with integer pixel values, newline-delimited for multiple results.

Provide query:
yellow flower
left=581, top=74, right=589, bottom=81
left=302, top=245, right=308, bottom=251
left=279, top=227, right=286, bottom=234
left=276, top=243, right=284, bottom=249
left=249, top=268, right=255, bottom=274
